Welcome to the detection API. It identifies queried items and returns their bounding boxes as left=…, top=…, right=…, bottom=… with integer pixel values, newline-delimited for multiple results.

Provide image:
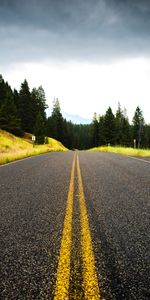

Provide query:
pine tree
left=50, top=98, right=64, bottom=142
left=104, top=107, right=116, bottom=145
left=115, top=102, right=124, bottom=145
left=18, top=79, right=34, bottom=132
left=34, top=112, right=45, bottom=144
left=99, top=115, right=105, bottom=146
left=92, top=112, right=99, bottom=147
left=0, top=76, right=22, bottom=135
left=115, top=103, right=131, bottom=146
left=13, top=89, right=20, bottom=111
left=0, top=75, right=7, bottom=108
left=0, top=97, right=22, bottom=135
left=31, top=86, right=48, bottom=124
left=143, top=124, right=150, bottom=148
left=132, top=106, right=144, bottom=148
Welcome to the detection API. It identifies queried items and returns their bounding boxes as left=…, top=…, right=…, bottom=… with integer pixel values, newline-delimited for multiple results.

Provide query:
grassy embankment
left=88, top=145, right=150, bottom=157
left=0, top=130, right=68, bottom=165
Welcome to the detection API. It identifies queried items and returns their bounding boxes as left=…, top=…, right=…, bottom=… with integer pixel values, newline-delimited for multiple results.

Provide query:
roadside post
left=32, top=135, right=36, bottom=147
left=134, top=139, right=136, bottom=149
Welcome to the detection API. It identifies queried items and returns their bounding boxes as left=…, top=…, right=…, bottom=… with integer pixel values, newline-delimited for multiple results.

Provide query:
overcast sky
left=1, top=0, right=150, bottom=123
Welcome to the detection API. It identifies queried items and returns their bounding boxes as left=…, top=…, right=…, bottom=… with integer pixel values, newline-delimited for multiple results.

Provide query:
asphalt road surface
left=0, top=152, right=150, bottom=299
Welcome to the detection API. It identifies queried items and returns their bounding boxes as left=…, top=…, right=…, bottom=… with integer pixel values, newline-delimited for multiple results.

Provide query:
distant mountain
left=62, top=112, right=91, bottom=124
left=46, top=108, right=91, bottom=124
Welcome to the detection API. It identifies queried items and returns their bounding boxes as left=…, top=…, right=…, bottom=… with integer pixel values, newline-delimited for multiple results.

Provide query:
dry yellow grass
left=0, top=130, right=68, bottom=165
left=88, top=145, right=150, bottom=157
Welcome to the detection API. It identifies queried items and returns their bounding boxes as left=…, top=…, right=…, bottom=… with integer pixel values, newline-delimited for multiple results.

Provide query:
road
left=0, top=152, right=150, bottom=299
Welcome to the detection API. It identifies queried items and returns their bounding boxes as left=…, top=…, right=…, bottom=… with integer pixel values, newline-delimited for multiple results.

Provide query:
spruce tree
left=115, top=102, right=124, bottom=145
left=0, top=75, right=7, bottom=108
left=34, top=112, right=45, bottom=144
left=92, top=113, right=99, bottom=147
left=115, top=103, right=131, bottom=146
left=121, top=108, right=131, bottom=146
left=143, top=124, right=150, bottom=148
left=51, top=98, right=64, bottom=142
left=0, top=76, right=22, bottom=135
left=13, top=89, right=20, bottom=111
left=0, top=97, right=22, bottom=135
left=31, top=86, right=48, bottom=124
left=99, top=115, right=105, bottom=146
left=132, top=106, right=144, bottom=148
left=104, top=107, right=116, bottom=145
left=18, top=80, right=34, bottom=132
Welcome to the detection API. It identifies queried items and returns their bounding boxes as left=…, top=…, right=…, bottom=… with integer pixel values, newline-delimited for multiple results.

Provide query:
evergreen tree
left=34, top=112, right=45, bottom=144
left=0, top=76, right=22, bottom=135
left=0, top=97, right=22, bottom=135
left=18, top=80, right=34, bottom=132
left=0, top=75, right=7, bottom=108
left=46, top=116, right=56, bottom=139
left=13, top=89, right=20, bottom=111
left=31, top=86, right=48, bottom=124
left=115, top=102, right=124, bottom=145
left=122, top=119, right=131, bottom=146
left=115, top=103, right=131, bottom=146
left=0, top=75, right=14, bottom=109
left=92, top=112, right=99, bottom=147
left=104, top=107, right=116, bottom=145
left=143, top=124, right=150, bottom=148
left=49, top=98, right=64, bottom=142
left=132, top=106, right=144, bottom=148
left=99, top=115, right=105, bottom=146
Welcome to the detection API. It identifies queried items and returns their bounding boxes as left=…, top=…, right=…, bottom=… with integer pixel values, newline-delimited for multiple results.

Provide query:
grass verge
left=0, top=130, right=68, bottom=165
left=88, top=145, right=150, bottom=157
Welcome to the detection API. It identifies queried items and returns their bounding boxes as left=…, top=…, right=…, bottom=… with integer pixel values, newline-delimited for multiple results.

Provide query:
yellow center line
left=54, top=154, right=76, bottom=300
left=54, top=154, right=101, bottom=299
left=77, top=155, right=101, bottom=300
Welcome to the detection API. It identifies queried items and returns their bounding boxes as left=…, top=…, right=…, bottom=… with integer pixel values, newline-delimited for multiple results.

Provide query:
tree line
left=92, top=104, right=150, bottom=149
left=0, top=74, right=150, bottom=149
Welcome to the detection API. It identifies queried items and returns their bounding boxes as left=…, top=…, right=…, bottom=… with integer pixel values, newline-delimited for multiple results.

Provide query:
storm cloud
left=1, top=0, right=150, bottom=64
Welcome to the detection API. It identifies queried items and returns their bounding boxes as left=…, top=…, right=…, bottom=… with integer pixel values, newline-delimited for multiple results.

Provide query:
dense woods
left=0, top=75, right=150, bottom=149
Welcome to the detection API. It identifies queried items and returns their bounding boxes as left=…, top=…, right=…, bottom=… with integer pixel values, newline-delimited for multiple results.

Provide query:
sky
left=1, top=0, right=150, bottom=123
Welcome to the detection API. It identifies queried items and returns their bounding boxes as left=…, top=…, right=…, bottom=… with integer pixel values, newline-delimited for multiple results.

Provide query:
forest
left=0, top=74, right=150, bottom=150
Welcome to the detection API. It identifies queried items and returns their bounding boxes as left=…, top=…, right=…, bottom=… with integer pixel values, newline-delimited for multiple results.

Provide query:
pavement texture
left=0, top=151, right=150, bottom=299
left=0, top=152, right=74, bottom=299
left=79, top=152, right=150, bottom=300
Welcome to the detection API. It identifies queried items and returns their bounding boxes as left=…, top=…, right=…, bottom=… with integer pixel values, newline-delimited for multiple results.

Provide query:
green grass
left=88, top=145, right=150, bottom=157
left=0, top=130, right=68, bottom=165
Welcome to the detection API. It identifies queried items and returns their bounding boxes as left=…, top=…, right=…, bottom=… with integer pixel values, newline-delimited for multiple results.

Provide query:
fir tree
left=0, top=75, right=7, bottom=108
left=115, top=103, right=131, bottom=146
left=34, top=112, right=45, bottom=144
left=99, top=115, right=105, bottom=146
left=92, top=112, right=99, bottom=147
left=50, top=98, right=64, bottom=142
left=132, top=106, right=144, bottom=148
left=104, top=107, right=116, bottom=145
left=31, top=86, right=48, bottom=124
left=18, top=80, right=34, bottom=132
left=0, top=97, right=22, bottom=135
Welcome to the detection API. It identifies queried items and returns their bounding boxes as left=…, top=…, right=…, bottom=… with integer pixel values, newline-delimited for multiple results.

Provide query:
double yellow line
left=54, top=154, right=100, bottom=299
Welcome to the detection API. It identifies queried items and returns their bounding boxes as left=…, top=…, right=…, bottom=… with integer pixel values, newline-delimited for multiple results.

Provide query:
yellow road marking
left=54, top=154, right=100, bottom=299
left=54, top=155, right=75, bottom=300
left=77, top=155, right=101, bottom=300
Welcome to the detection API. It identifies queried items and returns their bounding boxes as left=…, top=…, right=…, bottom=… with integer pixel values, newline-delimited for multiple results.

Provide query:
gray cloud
left=1, top=0, right=150, bottom=64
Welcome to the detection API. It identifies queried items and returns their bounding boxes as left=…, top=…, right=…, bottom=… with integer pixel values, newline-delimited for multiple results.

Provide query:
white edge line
left=0, top=152, right=52, bottom=168
left=0, top=155, right=36, bottom=168
left=126, top=155, right=150, bottom=164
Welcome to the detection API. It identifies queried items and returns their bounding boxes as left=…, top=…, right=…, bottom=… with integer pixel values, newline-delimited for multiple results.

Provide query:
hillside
left=0, top=130, right=68, bottom=165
